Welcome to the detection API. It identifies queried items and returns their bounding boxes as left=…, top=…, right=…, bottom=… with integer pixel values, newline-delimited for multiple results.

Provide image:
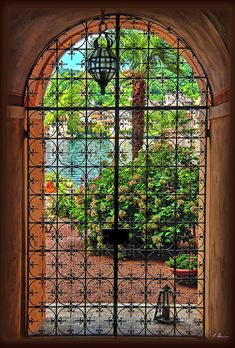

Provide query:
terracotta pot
left=45, top=187, right=56, bottom=193
left=169, top=268, right=197, bottom=277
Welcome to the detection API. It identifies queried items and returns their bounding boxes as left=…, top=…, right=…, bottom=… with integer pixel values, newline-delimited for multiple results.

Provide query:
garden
left=43, top=28, right=202, bottom=306
left=45, top=139, right=199, bottom=257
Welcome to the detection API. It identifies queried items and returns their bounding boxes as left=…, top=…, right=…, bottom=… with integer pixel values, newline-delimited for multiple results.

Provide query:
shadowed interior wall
left=206, top=103, right=231, bottom=336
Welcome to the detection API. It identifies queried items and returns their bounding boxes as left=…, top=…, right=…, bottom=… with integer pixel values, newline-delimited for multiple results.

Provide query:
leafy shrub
left=166, top=253, right=198, bottom=270
left=45, top=139, right=200, bottom=255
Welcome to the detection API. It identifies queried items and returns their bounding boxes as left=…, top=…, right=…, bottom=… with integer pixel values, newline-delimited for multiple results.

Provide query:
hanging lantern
left=154, top=284, right=178, bottom=324
left=87, top=21, right=118, bottom=95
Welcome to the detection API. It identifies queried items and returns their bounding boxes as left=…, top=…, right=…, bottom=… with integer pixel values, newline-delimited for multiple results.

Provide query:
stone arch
left=25, top=15, right=211, bottom=107
left=7, top=8, right=230, bottom=103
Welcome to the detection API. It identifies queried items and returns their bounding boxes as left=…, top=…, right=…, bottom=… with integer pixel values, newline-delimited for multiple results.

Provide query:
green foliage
left=44, top=113, right=56, bottom=128
left=45, top=172, right=83, bottom=220
left=44, top=29, right=201, bottom=257
left=166, top=253, right=198, bottom=270
left=148, top=110, right=193, bottom=136
left=119, top=29, right=184, bottom=77
left=43, top=29, right=200, bottom=135
left=45, top=140, right=200, bottom=254
left=67, top=113, right=83, bottom=135
left=88, top=121, right=110, bottom=137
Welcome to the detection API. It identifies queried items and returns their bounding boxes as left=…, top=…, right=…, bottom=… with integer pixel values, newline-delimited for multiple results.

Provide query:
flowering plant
left=45, top=140, right=200, bottom=256
left=46, top=181, right=55, bottom=189
left=45, top=177, right=56, bottom=193
left=166, top=253, right=198, bottom=270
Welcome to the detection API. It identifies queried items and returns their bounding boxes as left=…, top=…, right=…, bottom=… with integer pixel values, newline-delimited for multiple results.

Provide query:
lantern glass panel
left=87, top=32, right=118, bottom=94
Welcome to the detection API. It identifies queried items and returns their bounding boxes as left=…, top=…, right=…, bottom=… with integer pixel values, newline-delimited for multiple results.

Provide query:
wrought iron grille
left=25, top=14, right=210, bottom=337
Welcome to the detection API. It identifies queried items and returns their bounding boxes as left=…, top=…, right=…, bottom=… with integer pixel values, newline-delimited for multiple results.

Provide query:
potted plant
left=166, top=253, right=198, bottom=278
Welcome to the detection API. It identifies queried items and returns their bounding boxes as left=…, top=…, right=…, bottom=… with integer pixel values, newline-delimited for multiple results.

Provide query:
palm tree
left=43, top=70, right=86, bottom=134
left=120, top=30, right=180, bottom=159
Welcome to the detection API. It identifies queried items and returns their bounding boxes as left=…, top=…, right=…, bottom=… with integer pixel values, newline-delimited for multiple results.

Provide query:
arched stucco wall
left=26, top=17, right=210, bottom=107
left=6, top=7, right=230, bottom=101
left=1, top=3, right=233, bottom=343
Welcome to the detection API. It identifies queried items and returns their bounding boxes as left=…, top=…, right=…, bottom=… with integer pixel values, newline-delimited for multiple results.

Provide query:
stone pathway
left=33, top=304, right=203, bottom=337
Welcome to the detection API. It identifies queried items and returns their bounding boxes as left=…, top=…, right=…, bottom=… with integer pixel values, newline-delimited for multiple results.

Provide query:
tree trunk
left=132, top=75, right=146, bottom=159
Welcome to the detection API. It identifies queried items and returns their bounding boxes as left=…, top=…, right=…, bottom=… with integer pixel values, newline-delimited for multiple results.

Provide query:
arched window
left=25, top=14, right=211, bottom=337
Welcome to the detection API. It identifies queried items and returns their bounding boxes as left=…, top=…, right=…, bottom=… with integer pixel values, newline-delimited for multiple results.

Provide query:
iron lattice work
left=25, top=14, right=210, bottom=337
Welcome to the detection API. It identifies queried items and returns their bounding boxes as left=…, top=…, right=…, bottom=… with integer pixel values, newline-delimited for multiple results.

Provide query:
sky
left=59, top=34, right=108, bottom=71
left=60, top=50, right=84, bottom=71
left=59, top=40, right=86, bottom=71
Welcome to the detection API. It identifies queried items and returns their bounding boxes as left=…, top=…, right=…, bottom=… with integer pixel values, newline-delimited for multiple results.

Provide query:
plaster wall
left=206, top=106, right=231, bottom=336
left=5, top=7, right=231, bottom=100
